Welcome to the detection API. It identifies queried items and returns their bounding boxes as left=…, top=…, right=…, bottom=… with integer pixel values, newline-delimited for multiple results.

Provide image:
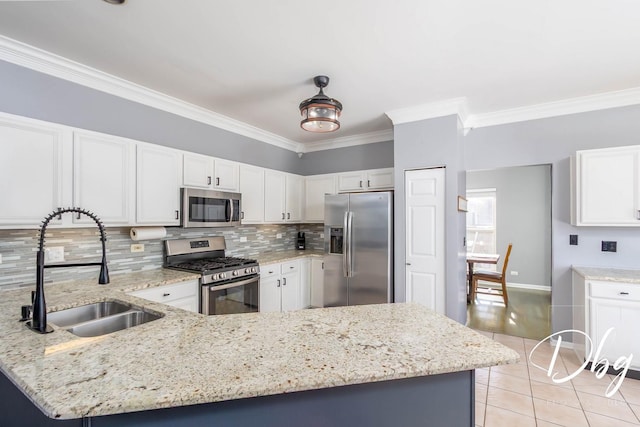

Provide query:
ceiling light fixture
left=299, top=75, right=342, bottom=133
left=103, top=0, right=126, bottom=4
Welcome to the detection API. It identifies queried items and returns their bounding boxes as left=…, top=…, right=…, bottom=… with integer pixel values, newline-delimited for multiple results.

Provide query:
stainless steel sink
left=48, top=301, right=163, bottom=337
left=48, top=301, right=132, bottom=328
left=66, top=310, right=162, bottom=337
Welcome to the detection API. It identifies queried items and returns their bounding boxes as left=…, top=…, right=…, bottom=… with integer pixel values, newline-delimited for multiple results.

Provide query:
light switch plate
left=240, top=236, right=247, bottom=242
left=276, top=233, right=282, bottom=239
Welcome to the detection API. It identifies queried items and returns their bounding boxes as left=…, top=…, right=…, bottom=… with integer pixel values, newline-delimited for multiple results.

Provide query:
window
left=467, top=188, right=497, bottom=270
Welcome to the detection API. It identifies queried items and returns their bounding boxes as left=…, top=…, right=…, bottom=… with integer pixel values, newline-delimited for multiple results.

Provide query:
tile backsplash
left=0, top=224, right=324, bottom=288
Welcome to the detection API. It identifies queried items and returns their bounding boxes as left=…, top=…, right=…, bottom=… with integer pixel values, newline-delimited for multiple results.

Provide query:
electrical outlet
left=240, top=236, right=247, bottom=242
left=320, top=233, right=324, bottom=239
left=276, top=233, right=282, bottom=239
left=130, top=244, right=145, bottom=253
left=45, top=246, right=65, bottom=263
left=601, top=241, right=617, bottom=252
left=569, top=234, right=578, bottom=245
left=510, top=271, right=519, bottom=276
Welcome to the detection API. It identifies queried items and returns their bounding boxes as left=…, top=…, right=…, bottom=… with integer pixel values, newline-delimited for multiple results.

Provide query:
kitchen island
left=0, top=270, right=519, bottom=426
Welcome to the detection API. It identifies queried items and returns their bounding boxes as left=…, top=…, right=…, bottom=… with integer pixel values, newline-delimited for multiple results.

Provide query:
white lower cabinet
left=572, top=274, right=640, bottom=370
left=259, top=260, right=301, bottom=312
left=128, top=279, right=199, bottom=313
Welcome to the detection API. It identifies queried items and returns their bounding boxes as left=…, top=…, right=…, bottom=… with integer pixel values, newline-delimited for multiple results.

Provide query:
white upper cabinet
left=286, top=173, right=304, bottom=222
left=337, top=168, right=394, bottom=192
left=0, top=114, right=71, bottom=228
left=183, top=152, right=214, bottom=188
left=239, top=164, right=265, bottom=223
left=213, top=158, right=240, bottom=192
left=264, top=170, right=287, bottom=222
left=73, top=131, right=135, bottom=226
left=305, top=174, right=336, bottom=222
left=264, top=170, right=304, bottom=223
left=572, top=146, right=640, bottom=226
left=136, top=143, right=182, bottom=225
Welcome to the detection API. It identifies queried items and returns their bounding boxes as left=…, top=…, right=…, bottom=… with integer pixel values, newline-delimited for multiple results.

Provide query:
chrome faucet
left=23, top=207, right=109, bottom=334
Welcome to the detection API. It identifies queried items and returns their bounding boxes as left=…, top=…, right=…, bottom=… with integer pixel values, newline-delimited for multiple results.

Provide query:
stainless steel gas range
left=164, top=237, right=259, bottom=315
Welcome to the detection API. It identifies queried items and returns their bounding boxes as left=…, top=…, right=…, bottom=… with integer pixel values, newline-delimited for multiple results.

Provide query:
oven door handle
left=208, top=276, right=258, bottom=291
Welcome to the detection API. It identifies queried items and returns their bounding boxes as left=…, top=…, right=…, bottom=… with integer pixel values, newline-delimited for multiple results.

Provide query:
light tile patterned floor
left=475, top=331, right=640, bottom=427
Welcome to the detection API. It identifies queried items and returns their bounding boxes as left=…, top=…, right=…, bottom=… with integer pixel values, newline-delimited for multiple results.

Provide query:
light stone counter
left=572, top=266, right=640, bottom=283
left=255, top=249, right=324, bottom=266
left=0, top=269, right=518, bottom=420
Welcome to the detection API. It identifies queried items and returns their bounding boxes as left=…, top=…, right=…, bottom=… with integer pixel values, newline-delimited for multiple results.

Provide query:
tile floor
left=475, top=331, right=640, bottom=426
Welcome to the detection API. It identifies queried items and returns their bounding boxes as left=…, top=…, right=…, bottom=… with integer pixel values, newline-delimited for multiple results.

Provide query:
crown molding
left=0, top=35, right=301, bottom=152
left=301, top=129, right=394, bottom=153
left=465, top=87, right=640, bottom=129
left=385, top=97, right=469, bottom=125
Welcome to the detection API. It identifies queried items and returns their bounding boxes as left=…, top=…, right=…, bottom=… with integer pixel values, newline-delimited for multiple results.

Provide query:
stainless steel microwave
left=181, top=188, right=241, bottom=228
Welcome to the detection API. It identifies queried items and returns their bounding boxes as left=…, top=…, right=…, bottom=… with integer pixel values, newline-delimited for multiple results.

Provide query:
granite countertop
left=255, top=249, right=324, bottom=265
left=572, top=266, right=640, bottom=283
left=0, top=269, right=519, bottom=420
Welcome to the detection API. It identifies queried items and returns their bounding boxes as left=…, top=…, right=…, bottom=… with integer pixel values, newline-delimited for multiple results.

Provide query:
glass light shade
left=300, top=102, right=341, bottom=132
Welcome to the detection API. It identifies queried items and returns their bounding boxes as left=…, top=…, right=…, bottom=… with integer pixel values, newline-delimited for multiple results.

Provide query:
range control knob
left=245, top=268, right=251, bottom=274
left=220, top=272, right=226, bottom=279
left=251, top=267, right=257, bottom=273
left=232, top=270, right=239, bottom=277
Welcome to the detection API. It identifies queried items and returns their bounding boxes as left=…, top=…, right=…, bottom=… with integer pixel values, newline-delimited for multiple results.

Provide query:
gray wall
left=465, top=104, right=640, bottom=335
left=393, top=115, right=467, bottom=324
left=0, top=59, right=392, bottom=175
left=467, top=165, right=552, bottom=288
left=300, top=141, right=394, bottom=174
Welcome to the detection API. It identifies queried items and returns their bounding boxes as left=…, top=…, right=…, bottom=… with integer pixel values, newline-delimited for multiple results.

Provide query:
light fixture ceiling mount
left=299, top=75, right=342, bottom=133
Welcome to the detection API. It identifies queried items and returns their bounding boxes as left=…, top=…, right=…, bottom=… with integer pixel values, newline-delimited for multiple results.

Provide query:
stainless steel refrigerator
left=323, top=191, right=393, bottom=307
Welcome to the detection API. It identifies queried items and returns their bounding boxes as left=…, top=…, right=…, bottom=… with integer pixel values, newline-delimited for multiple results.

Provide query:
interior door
left=405, top=168, right=445, bottom=314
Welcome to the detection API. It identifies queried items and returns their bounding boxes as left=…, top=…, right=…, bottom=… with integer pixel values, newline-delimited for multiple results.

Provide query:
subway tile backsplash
left=0, top=224, right=324, bottom=289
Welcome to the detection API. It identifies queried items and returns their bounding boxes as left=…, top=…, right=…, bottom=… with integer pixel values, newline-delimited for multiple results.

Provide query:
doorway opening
left=465, top=164, right=552, bottom=341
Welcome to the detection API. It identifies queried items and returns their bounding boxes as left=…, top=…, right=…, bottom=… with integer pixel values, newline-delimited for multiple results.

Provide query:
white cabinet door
left=136, top=143, right=182, bottom=225
left=367, top=168, right=394, bottom=190
left=264, top=170, right=286, bottom=222
left=239, top=164, right=265, bottom=223
left=338, top=171, right=365, bottom=192
left=281, top=269, right=301, bottom=311
left=213, top=158, right=240, bottom=191
left=183, top=153, right=214, bottom=188
left=590, top=298, right=640, bottom=370
left=73, top=131, right=134, bottom=225
left=259, top=274, right=281, bottom=313
left=310, top=258, right=325, bottom=308
left=285, top=173, right=304, bottom=222
left=305, top=175, right=336, bottom=222
left=300, top=258, right=311, bottom=309
left=0, top=115, right=70, bottom=227
left=574, top=146, right=640, bottom=226
left=129, top=280, right=199, bottom=313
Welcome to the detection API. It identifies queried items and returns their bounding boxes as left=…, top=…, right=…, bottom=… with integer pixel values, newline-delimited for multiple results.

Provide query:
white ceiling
left=1, top=0, right=640, bottom=148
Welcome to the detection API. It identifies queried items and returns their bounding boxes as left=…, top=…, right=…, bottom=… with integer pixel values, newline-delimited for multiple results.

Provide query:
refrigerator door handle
left=347, top=211, right=354, bottom=277
left=343, top=211, right=349, bottom=277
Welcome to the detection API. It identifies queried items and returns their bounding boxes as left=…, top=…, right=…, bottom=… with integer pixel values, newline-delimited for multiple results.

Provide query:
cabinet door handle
left=359, top=180, right=362, bottom=188
left=406, top=262, right=411, bottom=266
left=322, top=262, right=324, bottom=269
left=56, top=207, right=63, bottom=220
left=367, top=179, right=371, bottom=187
left=268, top=270, right=274, bottom=274
left=290, top=266, right=294, bottom=269
left=620, top=291, right=630, bottom=295
left=282, top=213, right=285, bottom=220
left=277, top=279, right=281, bottom=287
left=287, top=213, right=290, bottom=220
left=241, top=211, right=245, bottom=219
left=637, top=210, right=640, bottom=220
left=175, top=210, right=180, bottom=220
left=77, top=212, right=81, bottom=220
left=163, top=293, right=171, bottom=297
left=216, top=177, right=220, bottom=186
left=283, top=278, right=287, bottom=286
left=207, top=176, right=212, bottom=185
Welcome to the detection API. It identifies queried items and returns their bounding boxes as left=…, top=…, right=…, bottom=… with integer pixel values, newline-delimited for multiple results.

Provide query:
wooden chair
left=472, top=244, right=512, bottom=305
